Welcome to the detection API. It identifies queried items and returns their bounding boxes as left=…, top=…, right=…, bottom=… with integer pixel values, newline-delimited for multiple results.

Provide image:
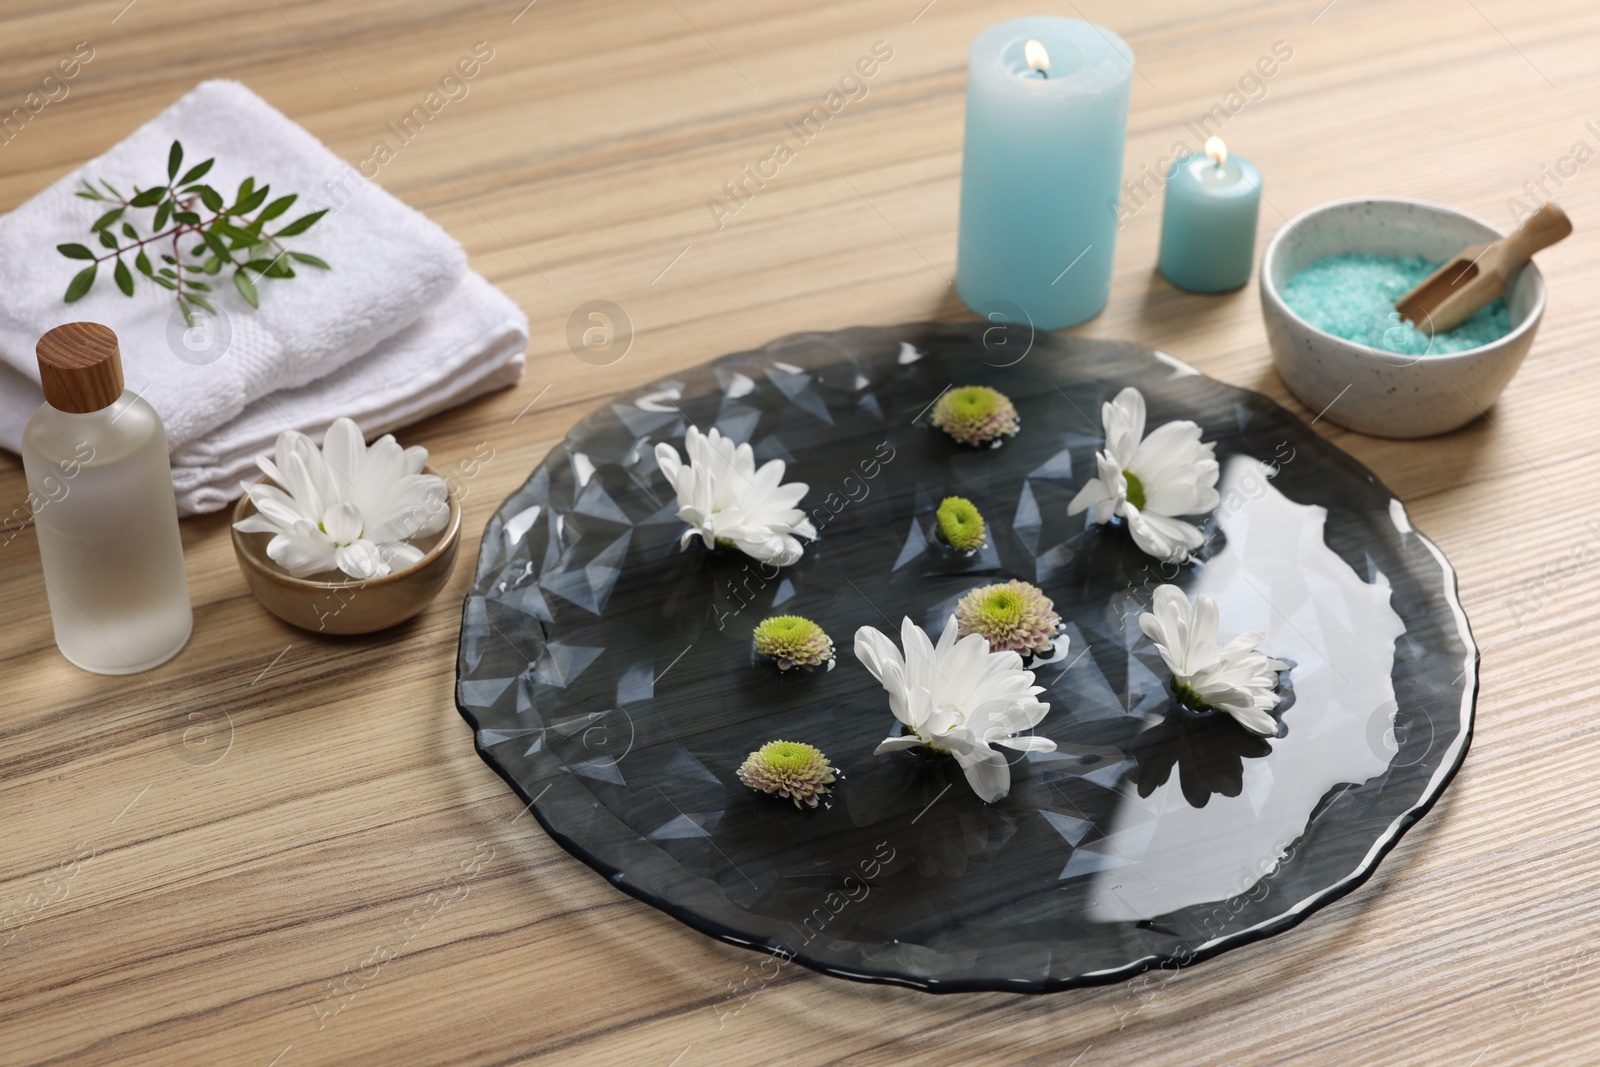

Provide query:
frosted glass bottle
left=21, top=322, right=191, bottom=674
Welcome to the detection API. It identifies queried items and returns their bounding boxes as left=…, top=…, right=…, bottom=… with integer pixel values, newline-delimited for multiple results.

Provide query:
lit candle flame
left=1024, top=39, right=1050, bottom=76
left=1205, top=136, right=1228, bottom=167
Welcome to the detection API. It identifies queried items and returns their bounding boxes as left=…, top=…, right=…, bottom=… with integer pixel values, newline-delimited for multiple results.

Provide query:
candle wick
left=1038, top=68, right=1048, bottom=79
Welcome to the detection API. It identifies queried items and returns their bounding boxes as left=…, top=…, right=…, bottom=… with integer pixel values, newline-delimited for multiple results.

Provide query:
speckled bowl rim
left=1260, top=195, right=1547, bottom=365
left=229, top=463, right=463, bottom=592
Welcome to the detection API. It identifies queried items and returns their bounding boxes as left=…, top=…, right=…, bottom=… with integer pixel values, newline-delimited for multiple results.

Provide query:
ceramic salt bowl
left=230, top=466, right=461, bottom=635
left=1260, top=197, right=1546, bottom=438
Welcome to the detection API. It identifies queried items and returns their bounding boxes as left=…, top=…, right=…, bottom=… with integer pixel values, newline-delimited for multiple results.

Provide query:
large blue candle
left=956, top=17, right=1133, bottom=331
left=1157, top=138, right=1262, bottom=293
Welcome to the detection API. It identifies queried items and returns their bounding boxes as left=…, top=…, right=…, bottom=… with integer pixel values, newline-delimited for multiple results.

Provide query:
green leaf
left=91, top=207, right=125, bottom=231
left=120, top=222, right=138, bottom=240
left=174, top=210, right=202, bottom=225
left=57, top=243, right=95, bottom=260
left=177, top=158, right=214, bottom=185
left=161, top=254, right=177, bottom=264
left=158, top=267, right=178, bottom=278
left=150, top=276, right=177, bottom=290
left=247, top=257, right=293, bottom=279
left=234, top=185, right=270, bottom=215
left=204, top=256, right=224, bottom=275
left=98, top=231, right=119, bottom=249
left=196, top=185, right=224, bottom=212
left=273, top=209, right=327, bottom=237
left=233, top=268, right=260, bottom=308
left=114, top=258, right=134, bottom=297
left=153, top=200, right=172, bottom=231
left=167, top=141, right=183, bottom=180
left=287, top=251, right=331, bottom=270
left=100, top=179, right=124, bottom=200
left=256, top=194, right=297, bottom=223
left=76, top=184, right=103, bottom=201
left=178, top=296, right=195, bottom=328
left=135, top=250, right=152, bottom=277
left=64, top=264, right=97, bottom=302
left=187, top=294, right=216, bottom=315
left=187, top=279, right=212, bottom=292
left=214, top=222, right=255, bottom=246
left=130, top=186, right=165, bottom=208
left=201, top=228, right=233, bottom=261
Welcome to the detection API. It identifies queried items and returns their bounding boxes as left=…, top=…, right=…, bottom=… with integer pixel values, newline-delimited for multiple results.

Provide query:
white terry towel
left=0, top=79, right=466, bottom=450
left=170, top=271, right=527, bottom=515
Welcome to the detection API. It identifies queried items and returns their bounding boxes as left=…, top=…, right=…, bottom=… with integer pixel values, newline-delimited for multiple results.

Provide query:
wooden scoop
left=1395, top=202, right=1571, bottom=335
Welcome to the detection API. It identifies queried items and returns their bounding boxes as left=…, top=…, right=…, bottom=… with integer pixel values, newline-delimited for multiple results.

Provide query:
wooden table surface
left=4, top=0, right=1598, bottom=1063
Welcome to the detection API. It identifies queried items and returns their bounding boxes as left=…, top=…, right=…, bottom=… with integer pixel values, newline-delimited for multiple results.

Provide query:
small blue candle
left=955, top=17, right=1133, bottom=330
left=1157, top=138, right=1262, bottom=293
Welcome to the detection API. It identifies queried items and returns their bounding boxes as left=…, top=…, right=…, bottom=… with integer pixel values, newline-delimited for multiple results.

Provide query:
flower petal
left=266, top=532, right=337, bottom=577
left=322, top=501, right=365, bottom=545
left=380, top=540, right=426, bottom=572
left=245, top=482, right=315, bottom=531
left=320, top=418, right=367, bottom=496
left=334, top=539, right=388, bottom=580
left=1125, top=507, right=1205, bottom=563
left=993, top=734, right=1057, bottom=752
left=953, top=745, right=1012, bottom=803
left=1103, top=387, right=1147, bottom=467
left=365, top=473, right=449, bottom=542
left=1067, top=476, right=1112, bottom=518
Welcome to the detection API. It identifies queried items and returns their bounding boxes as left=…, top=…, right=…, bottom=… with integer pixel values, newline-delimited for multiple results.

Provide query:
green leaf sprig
left=58, top=139, right=330, bottom=325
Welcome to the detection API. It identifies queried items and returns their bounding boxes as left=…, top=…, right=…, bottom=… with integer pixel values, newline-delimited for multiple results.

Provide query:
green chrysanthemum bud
left=737, top=740, right=837, bottom=808
left=935, top=496, right=987, bottom=552
left=954, top=579, right=1061, bottom=657
left=752, top=615, right=834, bottom=671
left=930, top=385, right=1020, bottom=447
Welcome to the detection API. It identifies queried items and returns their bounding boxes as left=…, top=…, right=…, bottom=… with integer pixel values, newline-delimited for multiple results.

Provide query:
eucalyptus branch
left=57, top=139, right=330, bottom=326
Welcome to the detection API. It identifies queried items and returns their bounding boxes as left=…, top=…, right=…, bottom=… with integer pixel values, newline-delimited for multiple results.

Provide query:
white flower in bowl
left=233, top=418, right=449, bottom=580
left=654, top=426, right=815, bottom=567
left=855, top=616, right=1057, bottom=803
left=1068, top=386, right=1220, bottom=563
left=1140, top=585, right=1288, bottom=736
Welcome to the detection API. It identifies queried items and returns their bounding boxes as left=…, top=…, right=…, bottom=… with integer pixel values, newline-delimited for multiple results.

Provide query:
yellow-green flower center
left=949, top=386, right=1000, bottom=418
left=760, top=617, right=811, bottom=643
left=974, top=587, right=1024, bottom=628
left=759, top=740, right=823, bottom=775
left=1123, top=470, right=1147, bottom=511
left=936, top=496, right=986, bottom=551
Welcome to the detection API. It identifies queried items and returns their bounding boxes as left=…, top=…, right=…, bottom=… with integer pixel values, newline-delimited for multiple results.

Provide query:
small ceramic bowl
left=1260, top=197, right=1546, bottom=438
left=230, top=466, right=461, bottom=635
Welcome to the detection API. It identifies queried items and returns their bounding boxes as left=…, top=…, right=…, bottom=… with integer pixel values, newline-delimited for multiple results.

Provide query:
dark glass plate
left=454, top=323, right=1475, bottom=992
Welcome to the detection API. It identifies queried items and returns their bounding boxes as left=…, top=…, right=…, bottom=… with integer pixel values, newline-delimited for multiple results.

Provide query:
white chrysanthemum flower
left=855, top=616, right=1057, bottom=803
left=1067, top=386, right=1220, bottom=563
left=1140, top=585, right=1288, bottom=736
left=654, top=426, right=816, bottom=567
left=233, top=417, right=448, bottom=580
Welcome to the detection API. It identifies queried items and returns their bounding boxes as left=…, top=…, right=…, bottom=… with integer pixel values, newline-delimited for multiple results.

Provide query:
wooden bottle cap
left=37, top=322, right=124, bottom=413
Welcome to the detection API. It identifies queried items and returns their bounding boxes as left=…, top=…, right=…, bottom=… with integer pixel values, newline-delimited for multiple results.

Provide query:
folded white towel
left=170, top=271, right=527, bottom=514
left=0, top=79, right=466, bottom=450
left=0, top=79, right=531, bottom=515
left=0, top=270, right=527, bottom=514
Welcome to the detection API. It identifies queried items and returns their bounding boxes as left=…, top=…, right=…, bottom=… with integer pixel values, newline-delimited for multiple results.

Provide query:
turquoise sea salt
left=1282, top=254, right=1513, bottom=356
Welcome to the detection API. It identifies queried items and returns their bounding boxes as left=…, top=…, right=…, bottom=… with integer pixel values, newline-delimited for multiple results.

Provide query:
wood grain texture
left=2, top=0, right=1597, bottom=1063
